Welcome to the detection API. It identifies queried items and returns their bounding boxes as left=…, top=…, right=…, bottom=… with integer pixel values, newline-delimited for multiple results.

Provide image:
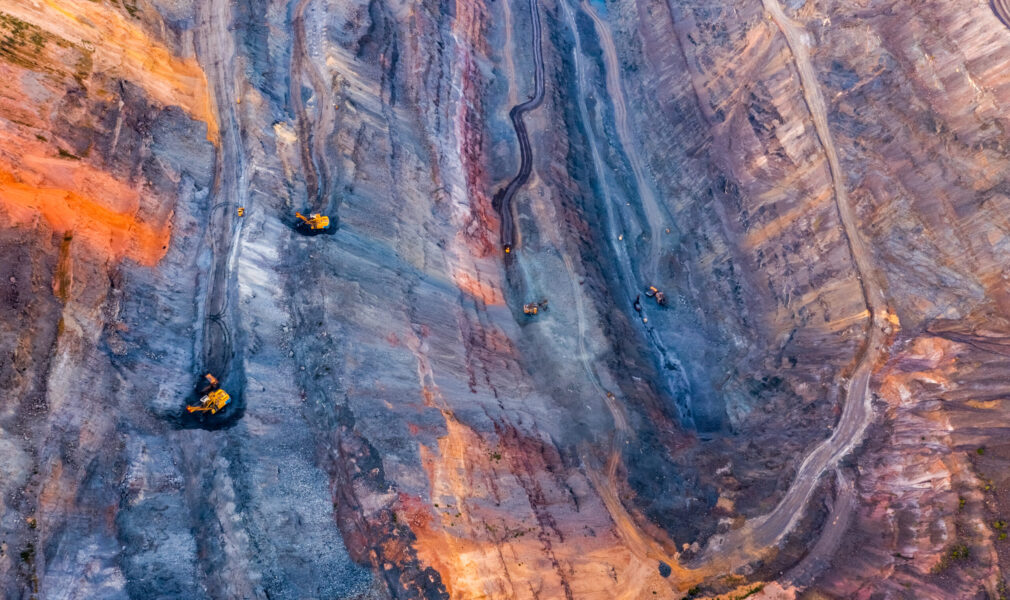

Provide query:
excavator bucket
left=197, top=373, right=220, bottom=395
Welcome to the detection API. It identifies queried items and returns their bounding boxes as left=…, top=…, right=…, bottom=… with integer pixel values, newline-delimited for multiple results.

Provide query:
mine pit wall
left=273, top=0, right=713, bottom=597
left=583, top=0, right=868, bottom=525
left=509, top=0, right=1010, bottom=593
left=3, top=0, right=1010, bottom=598
left=0, top=1, right=362, bottom=598
left=0, top=3, right=215, bottom=598
left=800, top=0, right=1010, bottom=593
left=592, top=0, right=1010, bottom=593
left=285, top=0, right=1010, bottom=594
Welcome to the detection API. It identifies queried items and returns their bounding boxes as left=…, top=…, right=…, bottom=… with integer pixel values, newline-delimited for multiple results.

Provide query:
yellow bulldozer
left=295, top=212, right=331, bottom=231
left=186, top=373, right=231, bottom=415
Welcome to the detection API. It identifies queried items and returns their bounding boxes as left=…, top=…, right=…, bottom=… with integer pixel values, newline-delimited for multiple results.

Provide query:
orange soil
left=2, top=0, right=219, bottom=143
left=0, top=163, right=170, bottom=266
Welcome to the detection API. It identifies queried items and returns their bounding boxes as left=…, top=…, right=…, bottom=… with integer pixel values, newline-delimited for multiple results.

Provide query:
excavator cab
left=295, top=212, right=331, bottom=231
left=645, top=285, right=667, bottom=306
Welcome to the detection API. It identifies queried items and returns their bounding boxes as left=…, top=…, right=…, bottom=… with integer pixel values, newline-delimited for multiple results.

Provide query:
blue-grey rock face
left=3, top=0, right=1010, bottom=598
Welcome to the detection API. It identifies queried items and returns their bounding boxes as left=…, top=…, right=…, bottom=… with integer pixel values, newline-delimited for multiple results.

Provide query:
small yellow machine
left=645, top=286, right=667, bottom=306
left=187, top=389, right=231, bottom=414
left=187, top=373, right=231, bottom=415
left=523, top=299, right=549, bottom=316
left=295, top=212, right=330, bottom=230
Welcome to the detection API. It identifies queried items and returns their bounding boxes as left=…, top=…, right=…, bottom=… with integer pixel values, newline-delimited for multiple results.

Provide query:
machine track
left=494, top=0, right=544, bottom=253
left=291, top=0, right=338, bottom=215
left=994, top=0, right=1010, bottom=30
left=178, top=0, right=248, bottom=429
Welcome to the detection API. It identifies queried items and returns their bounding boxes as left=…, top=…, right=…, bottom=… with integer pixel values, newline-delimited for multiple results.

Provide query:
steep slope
left=3, top=0, right=1010, bottom=598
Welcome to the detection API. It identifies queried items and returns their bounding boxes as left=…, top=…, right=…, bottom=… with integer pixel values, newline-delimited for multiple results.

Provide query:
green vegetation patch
left=0, top=12, right=91, bottom=83
left=932, top=543, right=971, bottom=573
left=0, top=13, right=47, bottom=69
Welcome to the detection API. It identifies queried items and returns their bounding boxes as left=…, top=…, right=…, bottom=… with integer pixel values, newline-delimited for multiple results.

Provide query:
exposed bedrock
left=2, top=0, right=1010, bottom=598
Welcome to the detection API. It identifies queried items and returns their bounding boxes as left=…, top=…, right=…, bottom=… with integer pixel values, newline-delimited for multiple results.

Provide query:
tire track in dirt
left=494, top=0, right=544, bottom=253
left=191, top=0, right=248, bottom=424
left=291, top=0, right=339, bottom=214
left=502, top=0, right=519, bottom=106
left=177, top=0, right=262, bottom=595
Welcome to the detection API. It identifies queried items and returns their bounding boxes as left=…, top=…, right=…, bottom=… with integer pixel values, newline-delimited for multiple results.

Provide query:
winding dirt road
left=693, top=0, right=892, bottom=569
left=495, top=0, right=544, bottom=253
left=749, top=0, right=889, bottom=541
left=557, top=0, right=894, bottom=586
left=783, top=471, right=856, bottom=586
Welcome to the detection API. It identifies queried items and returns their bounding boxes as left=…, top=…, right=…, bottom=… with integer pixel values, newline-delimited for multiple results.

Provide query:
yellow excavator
left=645, top=285, right=667, bottom=306
left=523, top=299, right=549, bottom=316
left=295, top=212, right=331, bottom=231
left=186, top=373, right=231, bottom=415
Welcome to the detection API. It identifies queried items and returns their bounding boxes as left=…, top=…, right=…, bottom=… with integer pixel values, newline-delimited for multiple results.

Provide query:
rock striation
left=2, top=0, right=1010, bottom=598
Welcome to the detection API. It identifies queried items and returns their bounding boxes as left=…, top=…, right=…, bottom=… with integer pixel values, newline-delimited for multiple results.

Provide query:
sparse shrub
left=932, top=543, right=971, bottom=573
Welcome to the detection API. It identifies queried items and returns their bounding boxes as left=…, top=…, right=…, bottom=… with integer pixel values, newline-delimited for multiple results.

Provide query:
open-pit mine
left=3, top=0, right=1010, bottom=598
